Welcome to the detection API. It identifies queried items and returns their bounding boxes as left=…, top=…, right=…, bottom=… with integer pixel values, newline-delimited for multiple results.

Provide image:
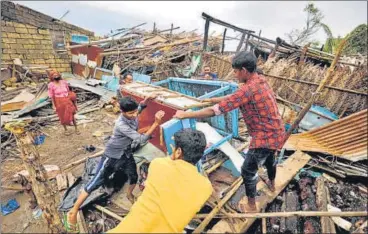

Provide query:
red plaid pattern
left=212, top=74, right=285, bottom=150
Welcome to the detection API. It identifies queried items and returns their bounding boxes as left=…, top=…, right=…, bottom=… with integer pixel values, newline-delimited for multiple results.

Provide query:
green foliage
left=343, top=24, right=367, bottom=55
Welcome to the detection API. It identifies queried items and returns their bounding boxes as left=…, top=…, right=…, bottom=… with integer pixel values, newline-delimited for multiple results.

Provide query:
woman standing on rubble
left=47, top=69, right=80, bottom=135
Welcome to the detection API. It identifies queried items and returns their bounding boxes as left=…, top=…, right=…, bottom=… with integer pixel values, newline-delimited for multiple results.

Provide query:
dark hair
left=232, top=51, right=257, bottom=73
left=174, top=129, right=206, bottom=165
left=119, top=96, right=138, bottom=112
left=123, top=73, right=133, bottom=80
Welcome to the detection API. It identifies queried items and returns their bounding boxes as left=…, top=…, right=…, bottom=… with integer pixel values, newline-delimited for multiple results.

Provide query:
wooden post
left=236, top=32, right=246, bottom=52
left=296, top=43, right=310, bottom=79
left=258, top=30, right=262, bottom=42
left=170, top=23, right=174, bottom=37
left=15, top=132, right=64, bottom=233
left=316, top=177, right=336, bottom=234
left=221, top=28, right=227, bottom=54
left=244, top=33, right=251, bottom=52
left=283, top=39, right=347, bottom=142
left=203, top=18, right=210, bottom=51
left=269, top=39, right=280, bottom=58
left=153, top=22, right=156, bottom=33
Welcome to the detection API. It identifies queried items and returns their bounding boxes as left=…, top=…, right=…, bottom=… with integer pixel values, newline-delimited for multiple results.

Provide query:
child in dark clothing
left=65, top=95, right=164, bottom=232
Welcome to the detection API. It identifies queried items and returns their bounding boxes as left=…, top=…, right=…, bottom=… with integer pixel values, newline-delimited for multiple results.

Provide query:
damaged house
left=1, top=0, right=98, bottom=83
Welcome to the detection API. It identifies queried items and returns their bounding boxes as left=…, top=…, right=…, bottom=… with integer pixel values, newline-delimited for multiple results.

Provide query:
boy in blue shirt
left=65, top=95, right=164, bottom=232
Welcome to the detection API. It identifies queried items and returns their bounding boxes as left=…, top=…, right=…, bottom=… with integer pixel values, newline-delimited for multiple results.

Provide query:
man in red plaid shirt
left=174, top=51, right=285, bottom=212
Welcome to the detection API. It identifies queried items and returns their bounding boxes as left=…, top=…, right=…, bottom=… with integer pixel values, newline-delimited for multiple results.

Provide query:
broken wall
left=1, top=0, right=98, bottom=73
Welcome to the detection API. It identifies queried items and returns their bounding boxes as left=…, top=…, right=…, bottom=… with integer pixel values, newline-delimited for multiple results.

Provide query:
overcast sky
left=14, top=1, right=367, bottom=50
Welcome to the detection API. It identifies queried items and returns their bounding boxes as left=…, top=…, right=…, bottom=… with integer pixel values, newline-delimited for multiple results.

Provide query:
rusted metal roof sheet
left=284, top=109, right=367, bottom=162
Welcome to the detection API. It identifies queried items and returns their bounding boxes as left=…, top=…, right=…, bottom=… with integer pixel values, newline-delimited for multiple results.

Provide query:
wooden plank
left=328, top=204, right=352, bottom=231
left=316, top=177, right=336, bottom=234
left=56, top=174, right=68, bottom=191
left=209, top=151, right=311, bottom=233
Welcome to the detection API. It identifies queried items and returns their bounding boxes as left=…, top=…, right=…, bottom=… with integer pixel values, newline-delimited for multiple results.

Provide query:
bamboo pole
left=193, top=177, right=243, bottom=233
left=283, top=39, right=347, bottom=142
left=184, top=102, right=213, bottom=109
left=63, top=150, right=104, bottom=171
left=265, top=73, right=367, bottom=96
left=194, top=211, right=368, bottom=219
left=15, top=132, right=64, bottom=233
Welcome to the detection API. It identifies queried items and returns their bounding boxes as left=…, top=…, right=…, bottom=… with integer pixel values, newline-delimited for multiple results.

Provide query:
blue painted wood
left=203, top=134, right=233, bottom=156
left=161, top=118, right=195, bottom=156
left=152, top=79, right=170, bottom=86
left=93, top=67, right=114, bottom=78
left=101, top=75, right=119, bottom=92
left=132, top=72, right=151, bottom=84
left=223, top=159, right=241, bottom=177
left=154, top=77, right=240, bottom=137
left=198, top=85, right=231, bottom=99
left=71, top=34, right=89, bottom=44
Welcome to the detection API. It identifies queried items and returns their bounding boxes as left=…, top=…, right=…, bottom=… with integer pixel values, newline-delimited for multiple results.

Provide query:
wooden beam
left=194, top=210, right=368, bottom=219
left=244, top=33, right=251, bottom=52
left=236, top=33, right=246, bottom=52
left=221, top=28, right=227, bottom=54
left=15, top=132, right=64, bottom=233
left=63, top=150, right=104, bottom=171
left=158, top=26, right=180, bottom=34
left=265, top=73, right=367, bottom=96
left=316, top=177, right=336, bottom=234
left=203, top=18, right=210, bottom=51
left=202, top=12, right=255, bottom=34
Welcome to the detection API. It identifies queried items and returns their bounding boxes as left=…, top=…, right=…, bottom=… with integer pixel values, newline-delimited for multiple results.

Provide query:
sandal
left=64, top=131, right=72, bottom=136
left=75, top=130, right=81, bottom=135
left=62, top=212, right=79, bottom=233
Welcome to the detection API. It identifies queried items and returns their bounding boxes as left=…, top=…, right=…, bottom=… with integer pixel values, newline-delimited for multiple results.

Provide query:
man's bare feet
left=267, top=180, right=276, bottom=192
left=239, top=197, right=258, bottom=213
left=75, top=129, right=81, bottom=135
left=64, top=130, right=72, bottom=136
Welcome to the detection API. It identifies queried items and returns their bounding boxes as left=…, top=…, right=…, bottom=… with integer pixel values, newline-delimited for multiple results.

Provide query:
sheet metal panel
left=285, top=109, right=367, bottom=161
left=71, top=45, right=103, bottom=78
left=121, top=90, right=179, bottom=153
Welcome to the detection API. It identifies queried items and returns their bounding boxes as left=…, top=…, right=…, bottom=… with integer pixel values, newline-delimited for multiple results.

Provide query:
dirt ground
left=1, top=110, right=117, bottom=233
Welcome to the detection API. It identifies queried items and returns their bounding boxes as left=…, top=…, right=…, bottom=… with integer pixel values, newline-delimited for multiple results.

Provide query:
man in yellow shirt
left=108, top=129, right=213, bottom=233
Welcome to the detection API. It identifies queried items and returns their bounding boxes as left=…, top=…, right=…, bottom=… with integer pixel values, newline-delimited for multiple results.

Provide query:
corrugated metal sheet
left=284, top=109, right=367, bottom=161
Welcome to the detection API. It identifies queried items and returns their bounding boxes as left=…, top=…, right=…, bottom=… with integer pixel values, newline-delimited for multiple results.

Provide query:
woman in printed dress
left=47, top=69, right=80, bottom=135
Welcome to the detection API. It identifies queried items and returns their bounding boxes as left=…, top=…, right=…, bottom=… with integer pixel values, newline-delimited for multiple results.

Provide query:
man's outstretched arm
left=173, top=107, right=215, bottom=119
